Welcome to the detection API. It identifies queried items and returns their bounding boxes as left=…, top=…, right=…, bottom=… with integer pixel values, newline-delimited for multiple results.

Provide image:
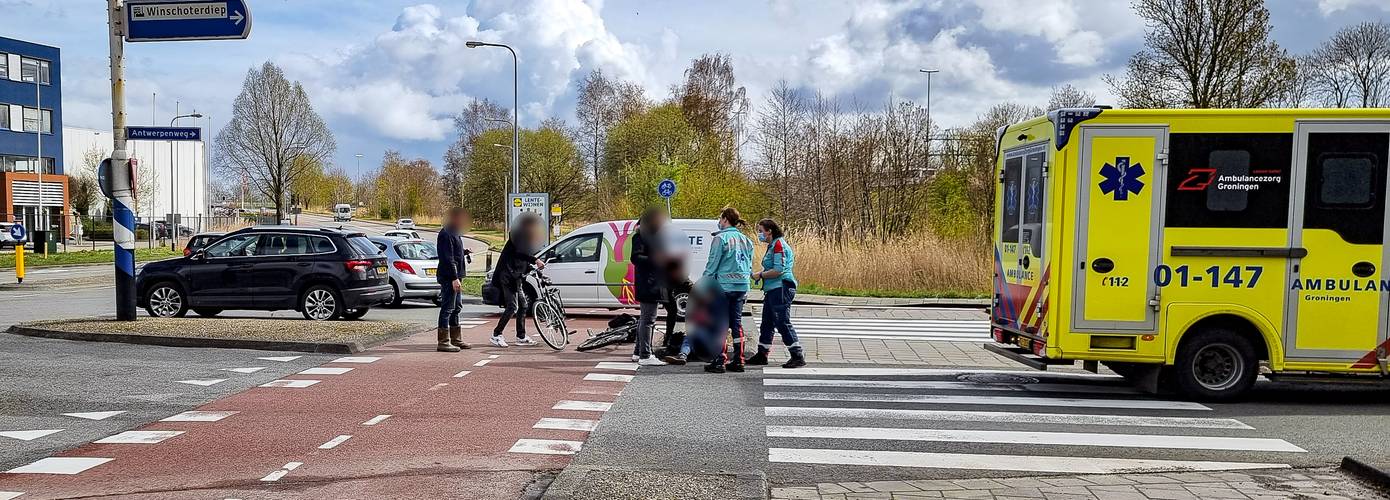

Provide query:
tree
left=443, top=99, right=510, bottom=208
left=289, top=156, right=326, bottom=210
left=1305, top=21, right=1390, bottom=108
left=213, top=61, right=336, bottom=221
left=576, top=69, right=617, bottom=182
left=1047, top=84, right=1097, bottom=110
left=72, top=145, right=107, bottom=216
left=753, top=80, right=806, bottom=218
left=676, top=53, right=749, bottom=165
left=1105, top=0, right=1295, bottom=108
left=366, top=152, right=441, bottom=219
left=461, top=126, right=591, bottom=226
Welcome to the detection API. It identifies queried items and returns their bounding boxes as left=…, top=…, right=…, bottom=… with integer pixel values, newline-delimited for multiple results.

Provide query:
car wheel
left=301, top=285, right=343, bottom=321
left=145, top=282, right=189, bottom=318
left=389, top=280, right=404, bottom=307
left=341, top=308, right=369, bottom=320
left=1172, top=327, right=1258, bottom=401
left=192, top=308, right=222, bottom=318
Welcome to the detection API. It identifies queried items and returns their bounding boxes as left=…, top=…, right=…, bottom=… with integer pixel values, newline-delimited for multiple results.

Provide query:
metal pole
left=34, top=74, right=43, bottom=255
left=170, top=101, right=177, bottom=250
left=508, top=45, right=519, bottom=196
left=109, top=0, right=137, bottom=320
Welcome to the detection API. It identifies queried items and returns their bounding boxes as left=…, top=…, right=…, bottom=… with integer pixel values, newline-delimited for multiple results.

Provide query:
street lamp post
left=169, top=109, right=203, bottom=250
left=466, top=41, right=520, bottom=197
left=918, top=69, right=940, bottom=128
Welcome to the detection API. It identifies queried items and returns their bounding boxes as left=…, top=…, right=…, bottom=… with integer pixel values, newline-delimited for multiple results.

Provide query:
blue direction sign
left=127, top=126, right=201, bottom=141
left=657, top=179, right=677, bottom=199
left=9, top=223, right=25, bottom=242
left=125, top=0, right=252, bottom=42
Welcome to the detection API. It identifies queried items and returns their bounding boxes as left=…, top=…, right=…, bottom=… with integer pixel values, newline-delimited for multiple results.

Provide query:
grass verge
left=1, top=247, right=182, bottom=270
left=768, top=231, right=991, bottom=298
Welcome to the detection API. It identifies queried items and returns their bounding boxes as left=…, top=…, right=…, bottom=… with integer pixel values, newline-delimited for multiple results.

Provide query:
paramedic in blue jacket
left=698, top=207, right=754, bottom=373
left=747, top=218, right=804, bottom=368
left=436, top=207, right=472, bottom=352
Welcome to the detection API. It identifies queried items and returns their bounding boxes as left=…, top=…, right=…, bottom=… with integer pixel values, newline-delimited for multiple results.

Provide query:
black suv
left=137, top=226, right=392, bottom=320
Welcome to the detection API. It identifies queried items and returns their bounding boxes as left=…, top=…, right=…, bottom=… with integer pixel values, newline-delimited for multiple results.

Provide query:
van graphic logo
left=1099, top=156, right=1145, bottom=201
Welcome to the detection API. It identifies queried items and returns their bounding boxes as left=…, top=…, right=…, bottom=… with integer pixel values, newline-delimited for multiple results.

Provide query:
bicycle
left=576, top=314, right=639, bottom=352
left=525, top=268, right=572, bottom=350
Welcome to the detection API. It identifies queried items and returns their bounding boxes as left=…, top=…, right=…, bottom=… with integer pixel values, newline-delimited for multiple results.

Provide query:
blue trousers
left=711, top=291, right=747, bottom=365
left=438, top=283, right=462, bottom=328
left=759, top=286, right=802, bottom=355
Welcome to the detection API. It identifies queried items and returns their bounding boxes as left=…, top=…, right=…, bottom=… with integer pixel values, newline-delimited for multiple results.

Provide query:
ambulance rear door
left=1284, top=122, right=1390, bottom=362
left=1072, top=127, right=1168, bottom=332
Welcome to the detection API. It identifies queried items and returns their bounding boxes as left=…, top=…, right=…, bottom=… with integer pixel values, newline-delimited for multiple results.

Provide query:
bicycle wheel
left=576, top=328, right=630, bottom=352
left=533, top=300, right=568, bottom=350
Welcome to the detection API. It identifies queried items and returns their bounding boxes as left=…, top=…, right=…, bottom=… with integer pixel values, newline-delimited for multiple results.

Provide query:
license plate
left=426, top=268, right=437, bottom=277
left=375, top=265, right=388, bottom=274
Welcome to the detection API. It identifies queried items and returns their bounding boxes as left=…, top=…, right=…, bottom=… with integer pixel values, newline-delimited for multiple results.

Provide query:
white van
left=333, top=204, right=353, bottom=222
left=484, top=219, right=718, bottom=314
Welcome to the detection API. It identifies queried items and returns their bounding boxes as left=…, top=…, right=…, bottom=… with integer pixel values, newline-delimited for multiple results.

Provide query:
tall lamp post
left=169, top=110, right=202, bottom=250
left=466, top=41, right=520, bottom=198
left=917, top=69, right=939, bottom=128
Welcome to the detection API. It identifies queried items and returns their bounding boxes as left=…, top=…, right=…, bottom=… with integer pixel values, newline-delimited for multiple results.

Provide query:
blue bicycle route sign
left=125, top=0, right=253, bottom=42
left=657, top=179, right=677, bottom=199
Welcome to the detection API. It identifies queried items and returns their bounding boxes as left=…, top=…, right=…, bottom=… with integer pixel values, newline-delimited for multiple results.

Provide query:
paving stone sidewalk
left=769, top=468, right=1388, bottom=500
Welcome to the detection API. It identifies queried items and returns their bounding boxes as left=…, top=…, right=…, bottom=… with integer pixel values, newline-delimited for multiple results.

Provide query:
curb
left=541, top=466, right=765, bottom=500
left=5, top=324, right=420, bottom=354
left=1341, top=456, right=1390, bottom=491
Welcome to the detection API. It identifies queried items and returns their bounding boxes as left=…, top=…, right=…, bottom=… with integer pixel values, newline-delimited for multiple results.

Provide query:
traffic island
left=7, top=317, right=420, bottom=353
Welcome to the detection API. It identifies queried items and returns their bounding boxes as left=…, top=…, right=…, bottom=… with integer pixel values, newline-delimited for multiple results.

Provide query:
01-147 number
left=1154, top=264, right=1262, bottom=289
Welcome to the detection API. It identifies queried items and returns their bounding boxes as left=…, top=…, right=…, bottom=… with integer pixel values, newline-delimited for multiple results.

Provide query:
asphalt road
left=574, top=362, right=1390, bottom=488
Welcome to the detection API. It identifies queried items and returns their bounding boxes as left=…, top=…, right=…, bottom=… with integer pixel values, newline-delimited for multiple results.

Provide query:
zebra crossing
left=760, top=367, right=1305, bottom=475
left=760, top=316, right=991, bottom=342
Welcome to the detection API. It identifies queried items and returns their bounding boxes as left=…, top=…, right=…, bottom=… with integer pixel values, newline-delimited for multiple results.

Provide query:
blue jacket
left=436, top=228, right=467, bottom=284
left=760, top=237, right=796, bottom=290
left=702, top=226, right=753, bottom=293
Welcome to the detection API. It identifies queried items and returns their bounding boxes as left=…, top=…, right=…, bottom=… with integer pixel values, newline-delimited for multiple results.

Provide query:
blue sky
left=2, top=0, right=1387, bottom=180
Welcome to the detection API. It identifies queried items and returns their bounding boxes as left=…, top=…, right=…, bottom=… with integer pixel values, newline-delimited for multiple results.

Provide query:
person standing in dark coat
left=491, top=212, right=545, bottom=347
left=436, top=207, right=473, bottom=352
left=631, top=207, right=671, bottom=365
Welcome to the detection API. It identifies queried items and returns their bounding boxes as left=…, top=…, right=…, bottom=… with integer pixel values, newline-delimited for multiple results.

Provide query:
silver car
left=367, top=236, right=442, bottom=306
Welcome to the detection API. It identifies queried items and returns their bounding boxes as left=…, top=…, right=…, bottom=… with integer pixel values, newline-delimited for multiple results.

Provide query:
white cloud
left=1316, top=0, right=1390, bottom=15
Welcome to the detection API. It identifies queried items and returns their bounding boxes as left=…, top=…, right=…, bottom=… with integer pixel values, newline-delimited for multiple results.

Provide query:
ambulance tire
left=1173, top=328, right=1258, bottom=401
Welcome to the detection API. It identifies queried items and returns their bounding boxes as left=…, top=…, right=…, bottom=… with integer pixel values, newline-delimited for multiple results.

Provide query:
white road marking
left=318, top=435, right=352, bottom=449
left=222, top=367, right=266, bottom=374
left=764, top=391, right=1210, bottom=411
left=62, top=411, right=127, bottom=421
left=762, top=367, right=1121, bottom=379
left=260, top=380, right=320, bottom=388
left=765, top=406, right=1251, bottom=429
left=362, top=415, right=392, bottom=426
left=594, top=362, right=639, bottom=371
left=534, top=418, right=599, bottom=432
left=162, top=410, right=238, bottom=422
left=583, top=373, right=634, bottom=383
left=257, top=356, right=302, bottom=362
left=553, top=400, right=613, bottom=412
left=298, top=367, right=353, bottom=375
left=453, top=370, right=472, bottom=378
left=176, top=378, right=228, bottom=387
left=0, top=491, right=23, bottom=500
left=428, top=383, right=449, bottom=391
left=332, top=356, right=381, bottom=363
left=762, top=379, right=1142, bottom=395
left=259, top=462, right=303, bottom=482
left=766, top=425, right=1305, bottom=452
left=767, top=448, right=1289, bottom=474
left=0, top=430, right=62, bottom=441
left=488, top=354, right=500, bottom=359
left=570, top=387, right=624, bottom=396
left=5, top=457, right=113, bottom=475
left=473, top=359, right=492, bottom=367
left=508, top=438, right=584, bottom=455
left=94, top=430, right=185, bottom=444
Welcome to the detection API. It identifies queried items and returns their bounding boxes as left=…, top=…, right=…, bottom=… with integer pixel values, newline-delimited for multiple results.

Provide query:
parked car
left=182, top=232, right=226, bottom=257
left=0, top=222, right=27, bottom=249
left=395, top=218, right=416, bottom=230
left=367, top=236, right=442, bottom=306
left=482, top=219, right=717, bottom=317
left=383, top=229, right=421, bottom=240
left=136, top=226, right=392, bottom=320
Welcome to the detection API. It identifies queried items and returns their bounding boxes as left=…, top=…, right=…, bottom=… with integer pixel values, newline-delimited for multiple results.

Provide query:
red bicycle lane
left=0, top=317, right=635, bottom=499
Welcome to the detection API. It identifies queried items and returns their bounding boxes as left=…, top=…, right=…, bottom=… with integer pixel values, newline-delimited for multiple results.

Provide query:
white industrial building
left=62, top=125, right=208, bottom=223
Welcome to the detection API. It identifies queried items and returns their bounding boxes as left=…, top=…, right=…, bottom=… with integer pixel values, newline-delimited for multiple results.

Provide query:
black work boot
left=663, top=353, right=688, bottom=365
left=436, top=327, right=461, bottom=352
left=746, top=348, right=769, bottom=366
left=782, top=349, right=806, bottom=368
left=704, top=363, right=726, bottom=374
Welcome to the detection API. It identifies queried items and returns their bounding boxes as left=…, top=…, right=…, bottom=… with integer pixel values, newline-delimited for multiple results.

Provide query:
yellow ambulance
left=988, top=107, right=1390, bottom=400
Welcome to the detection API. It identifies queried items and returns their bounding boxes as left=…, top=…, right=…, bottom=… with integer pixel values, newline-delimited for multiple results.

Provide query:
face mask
left=757, top=233, right=768, bottom=242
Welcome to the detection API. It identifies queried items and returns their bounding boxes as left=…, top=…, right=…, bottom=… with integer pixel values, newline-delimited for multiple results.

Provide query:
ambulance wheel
left=1173, top=328, right=1258, bottom=401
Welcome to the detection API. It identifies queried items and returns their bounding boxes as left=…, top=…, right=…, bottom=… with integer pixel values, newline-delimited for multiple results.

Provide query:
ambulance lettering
left=1289, top=277, right=1390, bottom=303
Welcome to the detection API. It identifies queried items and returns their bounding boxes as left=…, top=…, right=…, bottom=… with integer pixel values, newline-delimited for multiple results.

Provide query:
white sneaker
left=631, top=355, right=640, bottom=362
left=490, top=336, right=509, bottom=347
left=638, top=356, right=667, bottom=366
left=514, top=336, right=538, bottom=346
